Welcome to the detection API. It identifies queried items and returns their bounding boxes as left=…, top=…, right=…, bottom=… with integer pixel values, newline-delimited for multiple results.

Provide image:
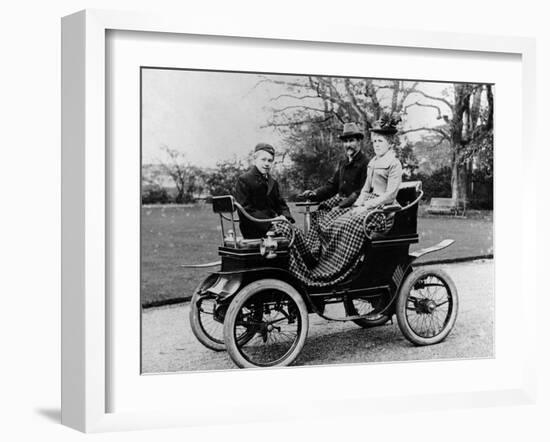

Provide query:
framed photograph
left=62, top=9, right=537, bottom=433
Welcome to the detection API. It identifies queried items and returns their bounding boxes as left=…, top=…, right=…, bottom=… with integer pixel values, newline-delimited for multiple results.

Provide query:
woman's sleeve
left=378, top=160, right=403, bottom=205
left=362, top=160, right=403, bottom=207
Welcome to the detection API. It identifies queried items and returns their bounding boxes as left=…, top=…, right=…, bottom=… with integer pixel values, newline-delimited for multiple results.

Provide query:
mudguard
left=410, top=239, right=454, bottom=258
left=199, top=273, right=243, bottom=300
left=180, top=260, right=221, bottom=268
left=199, top=267, right=304, bottom=303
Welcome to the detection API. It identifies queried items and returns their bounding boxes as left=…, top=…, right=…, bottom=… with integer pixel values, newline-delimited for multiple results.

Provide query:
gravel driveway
left=141, top=260, right=494, bottom=373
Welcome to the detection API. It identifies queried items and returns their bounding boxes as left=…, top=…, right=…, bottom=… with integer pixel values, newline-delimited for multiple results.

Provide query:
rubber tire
left=396, top=268, right=458, bottom=346
left=343, top=295, right=391, bottom=328
left=223, top=279, right=309, bottom=368
left=189, top=280, right=226, bottom=352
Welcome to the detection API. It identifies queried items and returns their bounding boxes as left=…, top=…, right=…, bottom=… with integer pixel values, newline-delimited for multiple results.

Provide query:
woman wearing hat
left=351, top=116, right=403, bottom=213
left=280, top=115, right=403, bottom=287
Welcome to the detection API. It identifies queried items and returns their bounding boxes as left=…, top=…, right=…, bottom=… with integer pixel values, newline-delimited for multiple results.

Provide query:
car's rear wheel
left=396, top=268, right=458, bottom=346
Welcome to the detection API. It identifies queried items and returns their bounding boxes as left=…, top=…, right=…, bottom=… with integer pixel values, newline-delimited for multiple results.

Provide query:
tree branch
left=404, top=101, right=444, bottom=119
left=411, top=90, right=453, bottom=109
left=253, top=76, right=309, bottom=90
left=261, top=114, right=336, bottom=128
left=364, top=79, right=381, bottom=119
left=401, top=126, right=450, bottom=140
left=430, top=135, right=448, bottom=149
left=271, top=105, right=332, bottom=114
left=344, top=78, right=368, bottom=122
left=390, top=80, right=400, bottom=114
left=397, top=81, right=420, bottom=112
left=269, top=94, right=320, bottom=102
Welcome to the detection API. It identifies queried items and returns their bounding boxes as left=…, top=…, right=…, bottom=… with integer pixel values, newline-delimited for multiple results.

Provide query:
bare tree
left=402, top=83, right=493, bottom=202
left=158, top=145, right=191, bottom=203
left=262, top=75, right=493, bottom=205
left=262, top=76, right=421, bottom=191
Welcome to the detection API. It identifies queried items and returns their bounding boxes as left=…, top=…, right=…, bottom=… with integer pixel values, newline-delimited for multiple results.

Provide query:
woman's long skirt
left=275, top=194, right=392, bottom=287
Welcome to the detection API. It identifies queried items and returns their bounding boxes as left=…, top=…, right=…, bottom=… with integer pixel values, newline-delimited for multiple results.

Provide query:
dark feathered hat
left=370, top=114, right=401, bottom=135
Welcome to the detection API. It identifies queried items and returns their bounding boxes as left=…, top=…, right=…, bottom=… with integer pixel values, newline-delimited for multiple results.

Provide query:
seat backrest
left=212, top=195, right=236, bottom=214
left=388, top=181, right=422, bottom=237
left=211, top=195, right=239, bottom=247
left=396, top=181, right=422, bottom=207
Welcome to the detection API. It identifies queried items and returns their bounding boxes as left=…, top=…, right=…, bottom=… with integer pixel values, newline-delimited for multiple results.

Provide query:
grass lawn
left=141, top=203, right=493, bottom=307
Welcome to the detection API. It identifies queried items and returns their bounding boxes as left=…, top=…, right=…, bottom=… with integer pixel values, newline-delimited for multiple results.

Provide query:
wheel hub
left=416, top=299, right=437, bottom=314
left=426, top=300, right=437, bottom=313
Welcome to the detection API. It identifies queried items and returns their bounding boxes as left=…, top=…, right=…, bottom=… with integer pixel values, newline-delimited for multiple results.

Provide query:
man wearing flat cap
left=234, top=143, right=295, bottom=239
left=300, top=122, right=369, bottom=209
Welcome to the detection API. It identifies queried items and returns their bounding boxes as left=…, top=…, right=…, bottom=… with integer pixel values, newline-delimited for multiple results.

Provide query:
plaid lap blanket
left=275, top=194, right=392, bottom=287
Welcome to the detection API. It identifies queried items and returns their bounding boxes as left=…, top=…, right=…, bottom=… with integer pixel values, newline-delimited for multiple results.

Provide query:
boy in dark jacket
left=234, top=143, right=295, bottom=238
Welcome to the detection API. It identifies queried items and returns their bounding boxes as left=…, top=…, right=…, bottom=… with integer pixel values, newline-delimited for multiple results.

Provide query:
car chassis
left=185, top=181, right=458, bottom=368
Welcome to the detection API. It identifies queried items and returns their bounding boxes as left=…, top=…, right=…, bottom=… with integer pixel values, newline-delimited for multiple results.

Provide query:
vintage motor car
left=185, top=181, right=458, bottom=368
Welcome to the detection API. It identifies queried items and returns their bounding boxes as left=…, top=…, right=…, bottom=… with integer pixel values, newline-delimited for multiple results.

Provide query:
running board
left=309, top=291, right=393, bottom=323
left=180, top=260, right=221, bottom=268
left=314, top=310, right=390, bottom=323
left=410, top=239, right=454, bottom=258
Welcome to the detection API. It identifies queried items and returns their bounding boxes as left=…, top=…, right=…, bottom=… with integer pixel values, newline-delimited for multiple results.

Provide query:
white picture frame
left=61, top=9, right=537, bottom=433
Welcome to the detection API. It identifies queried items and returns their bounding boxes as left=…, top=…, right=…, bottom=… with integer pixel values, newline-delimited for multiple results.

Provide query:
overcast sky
left=141, top=69, right=453, bottom=168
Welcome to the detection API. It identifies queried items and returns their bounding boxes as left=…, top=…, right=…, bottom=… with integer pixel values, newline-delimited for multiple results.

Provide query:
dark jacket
left=234, top=166, right=295, bottom=238
left=313, top=151, right=369, bottom=206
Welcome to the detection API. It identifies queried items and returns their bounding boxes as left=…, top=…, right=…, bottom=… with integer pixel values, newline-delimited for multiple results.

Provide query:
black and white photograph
left=4, top=0, right=549, bottom=439
left=140, top=69, right=494, bottom=372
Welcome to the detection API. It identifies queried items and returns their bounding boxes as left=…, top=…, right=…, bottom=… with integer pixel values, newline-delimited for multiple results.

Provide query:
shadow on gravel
left=295, top=323, right=409, bottom=366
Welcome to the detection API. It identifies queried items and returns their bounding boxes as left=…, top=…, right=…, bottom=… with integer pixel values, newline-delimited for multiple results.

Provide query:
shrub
left=142, top=186, right=170, bottom=204
left=469, top=170, right=493, bottom=209
left=412, top=167, right=452, bottom=201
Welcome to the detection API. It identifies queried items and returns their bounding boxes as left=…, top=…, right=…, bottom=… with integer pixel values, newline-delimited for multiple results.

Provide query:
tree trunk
left=451, top=147, right=459, bottom=201
left=175, top=183, right=185, bottom=204
left=451, top=163, right=469, bottom=203
left=457, top=162, right=469, bottom=203
left=450, top=143, right=469, bottom=204
left=450, top=141, right=467, bottom=200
